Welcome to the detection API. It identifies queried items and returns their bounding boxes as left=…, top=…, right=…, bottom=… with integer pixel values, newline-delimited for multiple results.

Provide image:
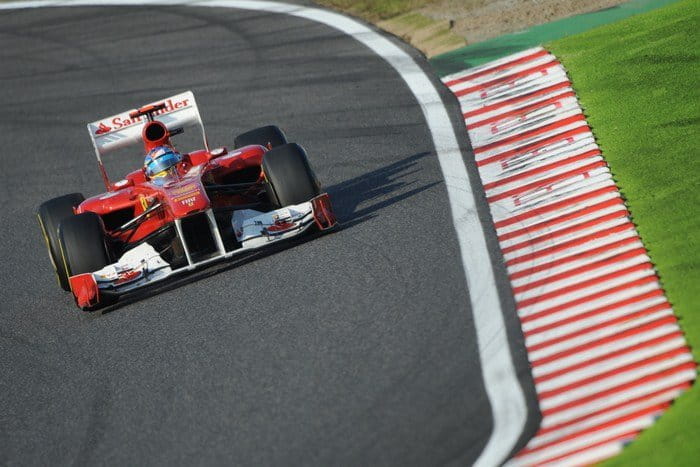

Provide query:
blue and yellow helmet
left=144, top=146, right=182, bottom=179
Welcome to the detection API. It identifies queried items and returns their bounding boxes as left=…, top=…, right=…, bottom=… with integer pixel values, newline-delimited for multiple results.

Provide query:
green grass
left=547, top=0, right=700, bottom=464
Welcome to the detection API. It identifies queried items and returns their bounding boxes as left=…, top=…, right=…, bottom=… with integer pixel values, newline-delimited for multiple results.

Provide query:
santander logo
left=95, top=122, right=112, bottom=135
left=93, top=98, right=191, bottom=136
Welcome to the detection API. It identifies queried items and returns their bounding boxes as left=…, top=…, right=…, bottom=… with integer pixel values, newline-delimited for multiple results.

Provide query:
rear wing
left=86, top=91, right=208, bottom=188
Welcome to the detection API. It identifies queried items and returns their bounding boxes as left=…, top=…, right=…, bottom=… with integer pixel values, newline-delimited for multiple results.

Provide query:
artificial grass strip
left=547, top=0, right=699, bottom=464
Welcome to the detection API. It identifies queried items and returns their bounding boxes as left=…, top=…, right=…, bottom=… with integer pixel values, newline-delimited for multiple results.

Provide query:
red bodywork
left=50, top=95, right=337, bottom=310
left=77, top=120, right=267, bottom=246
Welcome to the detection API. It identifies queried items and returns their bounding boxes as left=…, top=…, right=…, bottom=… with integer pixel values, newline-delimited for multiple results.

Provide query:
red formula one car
left=37, top=91, right=336, bottom=310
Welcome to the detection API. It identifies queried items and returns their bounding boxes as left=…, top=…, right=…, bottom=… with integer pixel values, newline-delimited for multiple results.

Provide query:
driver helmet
left=144, top=146, right=182, bottom=180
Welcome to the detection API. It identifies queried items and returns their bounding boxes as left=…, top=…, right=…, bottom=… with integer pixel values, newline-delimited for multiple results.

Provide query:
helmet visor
left=146, top=150, right=180, bottom=177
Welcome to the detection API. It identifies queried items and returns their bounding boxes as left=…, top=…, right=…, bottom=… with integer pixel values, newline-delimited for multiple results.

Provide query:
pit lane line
left=0, top=0, right=528, bottom=464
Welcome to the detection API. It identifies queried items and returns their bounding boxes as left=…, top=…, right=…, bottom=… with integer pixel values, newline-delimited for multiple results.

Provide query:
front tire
left=262, top=143, right=320, bottom=208
left=37, top=193, right=85, bottom=291
left=234, top=125, right=287, bottom=149
left=58, top=212, right=111, bottom=280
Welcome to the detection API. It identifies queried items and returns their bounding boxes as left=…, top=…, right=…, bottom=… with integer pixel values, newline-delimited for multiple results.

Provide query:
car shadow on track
left=325, top=151, right=440, bottom=230
left=97, top=151, right=439, bottom=314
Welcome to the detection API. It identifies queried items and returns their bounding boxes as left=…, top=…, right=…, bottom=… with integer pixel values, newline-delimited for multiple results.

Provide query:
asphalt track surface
left=0, top=4, right=539, bottom=465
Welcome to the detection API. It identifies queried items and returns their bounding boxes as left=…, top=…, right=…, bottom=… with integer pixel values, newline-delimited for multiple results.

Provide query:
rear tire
left=37, top=193, right=84, bottom=291
left=58, top=212, right=110, bottom=280
left=262, top=143, right=320, bottom=208
left=234, top=125, right=287, bottom=149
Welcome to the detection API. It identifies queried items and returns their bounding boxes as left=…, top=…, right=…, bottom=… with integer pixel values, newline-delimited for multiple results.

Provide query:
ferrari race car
left=37, top=91, right=336, bottom=310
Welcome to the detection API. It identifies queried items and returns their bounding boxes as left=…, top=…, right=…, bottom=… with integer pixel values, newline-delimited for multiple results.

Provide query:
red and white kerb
left=442, top=47, right=696, bottom=467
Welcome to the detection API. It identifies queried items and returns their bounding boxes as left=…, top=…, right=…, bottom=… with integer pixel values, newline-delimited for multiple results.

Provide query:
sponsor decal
left=266, top=220, right=296, bottom=233
left=179, top=196, right=197, bottom=207
left=264, top=215, right=297, bottom=236
left=171, top=183, right=202, bottom=205
left=114, top=269, right=142, bottom=285
left=95, top=122, right=111, bottom=135
left=95, top=268, right=143, bottom=285
left=169, top=183, right=198, bottom=196
left=94, top=98, right=191, bottom=136
left=174, top=189, right=200, bottom=200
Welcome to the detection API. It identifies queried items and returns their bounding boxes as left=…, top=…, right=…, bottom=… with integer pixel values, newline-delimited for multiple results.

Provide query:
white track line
left=0, top=1, right=528, bottom=466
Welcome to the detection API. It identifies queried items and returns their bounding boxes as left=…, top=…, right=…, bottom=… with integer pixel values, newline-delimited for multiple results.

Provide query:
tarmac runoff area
left=0, top=1, right=541, bottom=465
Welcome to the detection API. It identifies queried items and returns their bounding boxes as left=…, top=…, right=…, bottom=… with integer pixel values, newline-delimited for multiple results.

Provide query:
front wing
left=68, top=193, right=336, bottom=310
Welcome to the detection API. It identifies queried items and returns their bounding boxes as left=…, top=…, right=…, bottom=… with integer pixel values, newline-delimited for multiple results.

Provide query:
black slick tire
left=37, top=193, right=85, bottom=291
left=234, top=125, right=287, bottom=149
left=262, top=143, right=320, bottom=208
left=58, top=212, right=110, bottom=280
